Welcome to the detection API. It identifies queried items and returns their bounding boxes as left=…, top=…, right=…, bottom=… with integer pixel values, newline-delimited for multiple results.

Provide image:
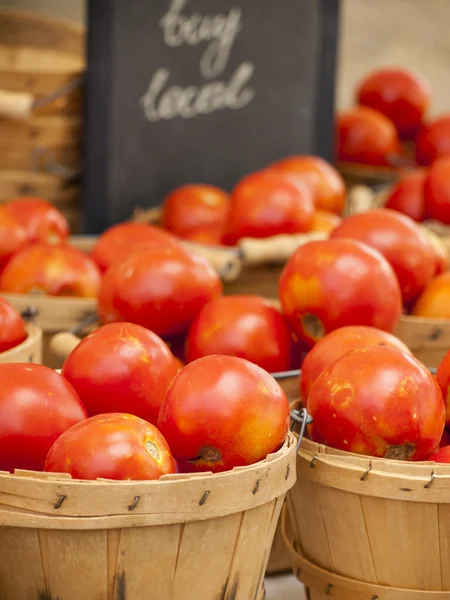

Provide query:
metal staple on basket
left=424, top=471, right=435, bottom=488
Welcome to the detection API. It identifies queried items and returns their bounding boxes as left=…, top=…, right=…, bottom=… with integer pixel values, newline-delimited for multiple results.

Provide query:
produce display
left=0, top=296, right=27, bottom=353
left=4, top=197, right=69, bottom=245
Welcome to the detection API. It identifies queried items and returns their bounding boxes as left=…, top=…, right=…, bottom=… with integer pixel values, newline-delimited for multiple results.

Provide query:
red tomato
left=435, top=350, right=450, bottom=426
left=91, top=222, right=180, bottom=273
left=0, top=243, right=101, bottom=298
left=412, top=272, right=450, bottom=318
left=0, top=297, right=27, bottom=353
left=186, top=295, right=292, bottom=372
left=300, top=326, right=411, bottom=401
left=416, top=115, right=450, bottom=166
left=98, top=245, right=222, bottom=338
left=158, top=355, right=290, bottom=473
left=5, top=197, right=69, bottom=245
left=278, top=239, right=402, bottom=347
left=337, top=107, right=401, bottom=166
left=224, top=170, right=314, bottom=245
left=430, top=446, right=450, bottom=462
left=385, top=170, right=427, bottom=222
left=0, top=207, right=28, bottom=271
left=270, top=155, right=346, bottom=214
left=357, top=68, right=432, bottom=139
left=310, top=210, right=343, bottom=233
left=440, top=429, right=450, bottom=449
left=178, top=227, right=225, bottom=246
left=424, top=155, right=450, bottom=224
left=162, top=184, right=229, bottom=238
left=308, top=346, right=444, bottom=460
left=330, top=208, right=436, bottom=304
left=44, top=413, right=175, bottom=480
left=0, top=364, right=87, bottom=472
left=62, top=322, right=178, bottom=425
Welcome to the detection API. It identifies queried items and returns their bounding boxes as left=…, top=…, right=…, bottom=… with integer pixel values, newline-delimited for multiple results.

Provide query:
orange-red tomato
left=330, top=208, right=436, bottom=304
left=179, top=227, right=225, bottom=246
left=337, top=107, right=401, bottom=166
left=308, top=346, right=444, bottom=460
left=416, top=115, right=450, bottom=166
left=158, top=355, right=290, bottom=473
left=0, top=364, right=87, bottom=472
left=98, top=245, right=222, bottom=338
left=310, top=210, right=343, bottom=233
left=300, top=326, right=411, bottom=401
left=0, top=243, right=101, bottom=297
left=436, top=350, right=450, bottom=426
left=5, top=197, right=69, bottom=245
left=278, top=239, right=402, bottom=347
left=385, top=170, right=427, bottom=222
left=0, top=297, right=27, bottom=353
left=0, top=207, right=28, bottom=271
left=224, top=170, right=314, bottom=245
left=44, top=413, right=175, bottom=480
left=91, top=222, right=180, bottom=273
left=62, top=322, right=178, bottom=425
left=270, top=155, right=346, bottom=214
left=430, top=446, right=450, bottom=462
left=357, top=68, right=432, bottom=139
left=162, top=184, right=229, bottom=239
left=424, top=155, right=450, bottom=224
left=412, top=272, right=450, bottom=318
left=186, top=295, right=292, bottom=373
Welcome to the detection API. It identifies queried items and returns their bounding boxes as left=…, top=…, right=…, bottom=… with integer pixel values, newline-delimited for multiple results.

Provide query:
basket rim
left=0, top=433, right=296, bottom=529
left=0, top=321, right=41, bottom=359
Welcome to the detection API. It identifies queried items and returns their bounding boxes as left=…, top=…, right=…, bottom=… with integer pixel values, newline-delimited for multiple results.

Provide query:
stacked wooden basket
left=0, top=10, right=84, bottom=232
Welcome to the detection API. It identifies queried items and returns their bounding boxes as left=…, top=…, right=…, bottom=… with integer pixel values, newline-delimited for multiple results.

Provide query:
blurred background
left=2, top=0, right=449, bottom=115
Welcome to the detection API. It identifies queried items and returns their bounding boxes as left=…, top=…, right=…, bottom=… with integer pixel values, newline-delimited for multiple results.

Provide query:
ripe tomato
left=416, top=115, right=450, bottom=166
left=179, top=227, right=225, bottom=245
left=0, top=364, right=87, bottom=472
left=44, top=413, right=175, bottom=480
left=385, top=170, right=427, bottom=222
left=224, top=170, right=314, bottom=245
left=158, top=355, right=290, bottom=473
left=337, top=107, right=401, bottom=166
left=424, top=155, right=450, bottom=224
left=62, top=322, right=178, bottom=425
left=162, top=184, right=229, bottom=239
left=430, top=446, right=450, bottom=462
left=308, top=346, right=444, bottom=460
left=91, top=222, right=180, bottom=273
left=411, top=272, right=450, bottom=318
left=270, top=155, right=346, bottom=214
left=5, top=197, right=69, bottom=245
left=357, top=68, right=432, bottom=139
left=0, top=243, right=101, bottom=297
left=186, top=295, right=292, bottom=373
left=436, top=351, right=450, bottom=426
left=0, top=207, right=28, bottom=271
left=300, top=326, right=411, bottom=401
left=0, top=297, right=27, bottom=353
left=310, top=210, right=343, bottom=233
left=98, top=245, right=222, bottom=338
left=278, top=239, right=402, bottom=347
left=330, top=208, right=436, bottom=304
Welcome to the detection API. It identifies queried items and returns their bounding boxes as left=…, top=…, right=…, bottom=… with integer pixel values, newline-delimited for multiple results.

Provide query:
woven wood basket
left=0, top=9, right=84, bottom=232
left=286, top=436, right=450, bottom=595
left=0, top=322, right=42, bottom=364
left=0, top=433, right=296, bottom=600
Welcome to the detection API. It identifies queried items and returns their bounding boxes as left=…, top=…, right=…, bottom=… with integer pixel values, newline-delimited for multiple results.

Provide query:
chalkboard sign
left=84, top=0, right=340, bottom=233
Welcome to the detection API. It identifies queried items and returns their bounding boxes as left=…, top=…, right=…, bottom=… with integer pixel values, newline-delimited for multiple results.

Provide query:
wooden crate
left=0, top=433, right=296, bottom=600
left=286, top=437, right=450, bottom=594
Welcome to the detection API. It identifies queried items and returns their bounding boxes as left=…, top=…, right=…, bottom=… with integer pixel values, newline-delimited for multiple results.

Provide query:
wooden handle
left=0, top=89, right=34, bottom=119
left=131, top=206, right=162, bottom=224
left=49, top=332, right=81, bottom=360
left=239, top=231, right=327, bottom=266
left=180, top=241, right=242, bottom=282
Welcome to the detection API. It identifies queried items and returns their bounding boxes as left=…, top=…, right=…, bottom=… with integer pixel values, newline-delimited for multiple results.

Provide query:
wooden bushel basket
left=0, top=433, right=296, bottom=600
left=0, top=322, right=42, bottom=364
left=286, top=437, right=450, bottom=595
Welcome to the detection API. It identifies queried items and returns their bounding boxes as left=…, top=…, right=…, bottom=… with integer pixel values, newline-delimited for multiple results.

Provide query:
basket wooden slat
left=287, top=438, right=450, bottom=593
left=0, top=434, right=295, bottom=600
left=0, top=115, right=82, bottom=147
left=0, top=322, right=42, bottom=364
left=0, top=172, right=80, bottom=205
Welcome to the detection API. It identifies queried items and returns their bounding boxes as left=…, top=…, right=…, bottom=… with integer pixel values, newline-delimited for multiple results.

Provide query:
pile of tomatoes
left=337, top=66, right=450, bottom=169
